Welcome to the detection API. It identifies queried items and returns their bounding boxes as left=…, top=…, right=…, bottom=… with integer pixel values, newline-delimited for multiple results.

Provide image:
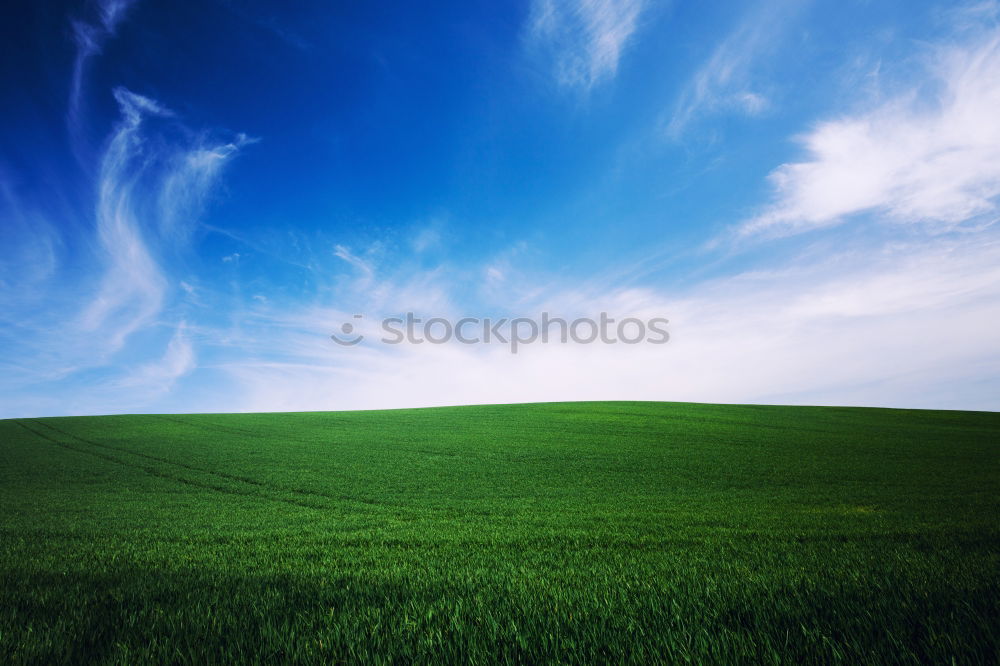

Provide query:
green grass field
left=1, top=401, right=998, bottom=664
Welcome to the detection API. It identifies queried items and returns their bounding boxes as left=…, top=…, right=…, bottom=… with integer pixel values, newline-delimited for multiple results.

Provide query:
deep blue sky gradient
left=2, top=0, right=999, bottom=415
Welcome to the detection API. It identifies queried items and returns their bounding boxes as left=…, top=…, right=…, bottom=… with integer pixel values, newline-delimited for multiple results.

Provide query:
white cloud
left=115, top=323, right=196, bottom=395
left=526, top=0, right=644, bottom=90
left=206, top=230, right=1000, bottom=414
left=666, top=0, right=799, bottom=137
left=741, top=28, right=1000, bottom=236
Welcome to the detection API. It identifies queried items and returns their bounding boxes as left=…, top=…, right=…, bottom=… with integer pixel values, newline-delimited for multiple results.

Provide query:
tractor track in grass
left=26, top=419, right=416, bottom=515
left=14, top=420, right=331, bottom=511
left=150, top=414, right=341, bottom=448
left=150, top=414, right=280, bottom=440
left=31, top=419, right=276, bottom=491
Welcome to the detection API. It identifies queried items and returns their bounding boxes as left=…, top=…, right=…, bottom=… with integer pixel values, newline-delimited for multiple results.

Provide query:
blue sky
left=2, top=0, right=999, bottom=416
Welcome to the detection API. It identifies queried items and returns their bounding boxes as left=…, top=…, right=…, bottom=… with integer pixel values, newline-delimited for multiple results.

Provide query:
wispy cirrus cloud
left=666, top=0, right=803, bottom=138
left=81, top=87, right=250, bottom=359
left=740, top=23, right=1000, bottom=237
left=69, top=0, right=139, bottom=139
left=80, top=88, right=171, bottom=356
left=526, top=0, right=645, bottom=90
left=0, top=83, right=249, bottom=414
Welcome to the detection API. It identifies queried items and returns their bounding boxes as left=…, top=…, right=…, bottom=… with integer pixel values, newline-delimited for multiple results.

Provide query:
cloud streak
left=526, top=0, right=644, bottom=90
left=68, top=0, right=139, bottom=142
left=666, top=0, right=801, bottom=138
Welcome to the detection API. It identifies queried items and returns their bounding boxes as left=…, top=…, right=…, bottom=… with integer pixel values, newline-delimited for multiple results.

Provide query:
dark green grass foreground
left=2, top=402, right=999, bottom=664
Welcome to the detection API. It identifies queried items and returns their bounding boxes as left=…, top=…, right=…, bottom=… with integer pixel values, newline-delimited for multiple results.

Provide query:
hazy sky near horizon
left=2, top=0, right=1000, bottom=416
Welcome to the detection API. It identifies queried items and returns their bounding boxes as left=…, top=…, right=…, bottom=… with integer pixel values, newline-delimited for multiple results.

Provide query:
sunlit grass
left=1, top=402, right=998, bottom=663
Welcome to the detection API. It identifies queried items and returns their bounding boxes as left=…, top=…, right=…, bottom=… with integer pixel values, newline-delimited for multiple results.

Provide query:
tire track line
left=151, top=414, right=267, bottom=439
left=141, top=416, right=407, bottom=511
left=14, top=420, right=327, bottom=511
left=150, top=414, right=354, bottom=449
left=34, top=419, right=285, bottom=495
left=30, top=419, right=401, bottom=514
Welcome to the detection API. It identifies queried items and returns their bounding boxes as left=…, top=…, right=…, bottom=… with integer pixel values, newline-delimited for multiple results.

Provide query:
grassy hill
left=2, top=401, right=998, bottom=663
